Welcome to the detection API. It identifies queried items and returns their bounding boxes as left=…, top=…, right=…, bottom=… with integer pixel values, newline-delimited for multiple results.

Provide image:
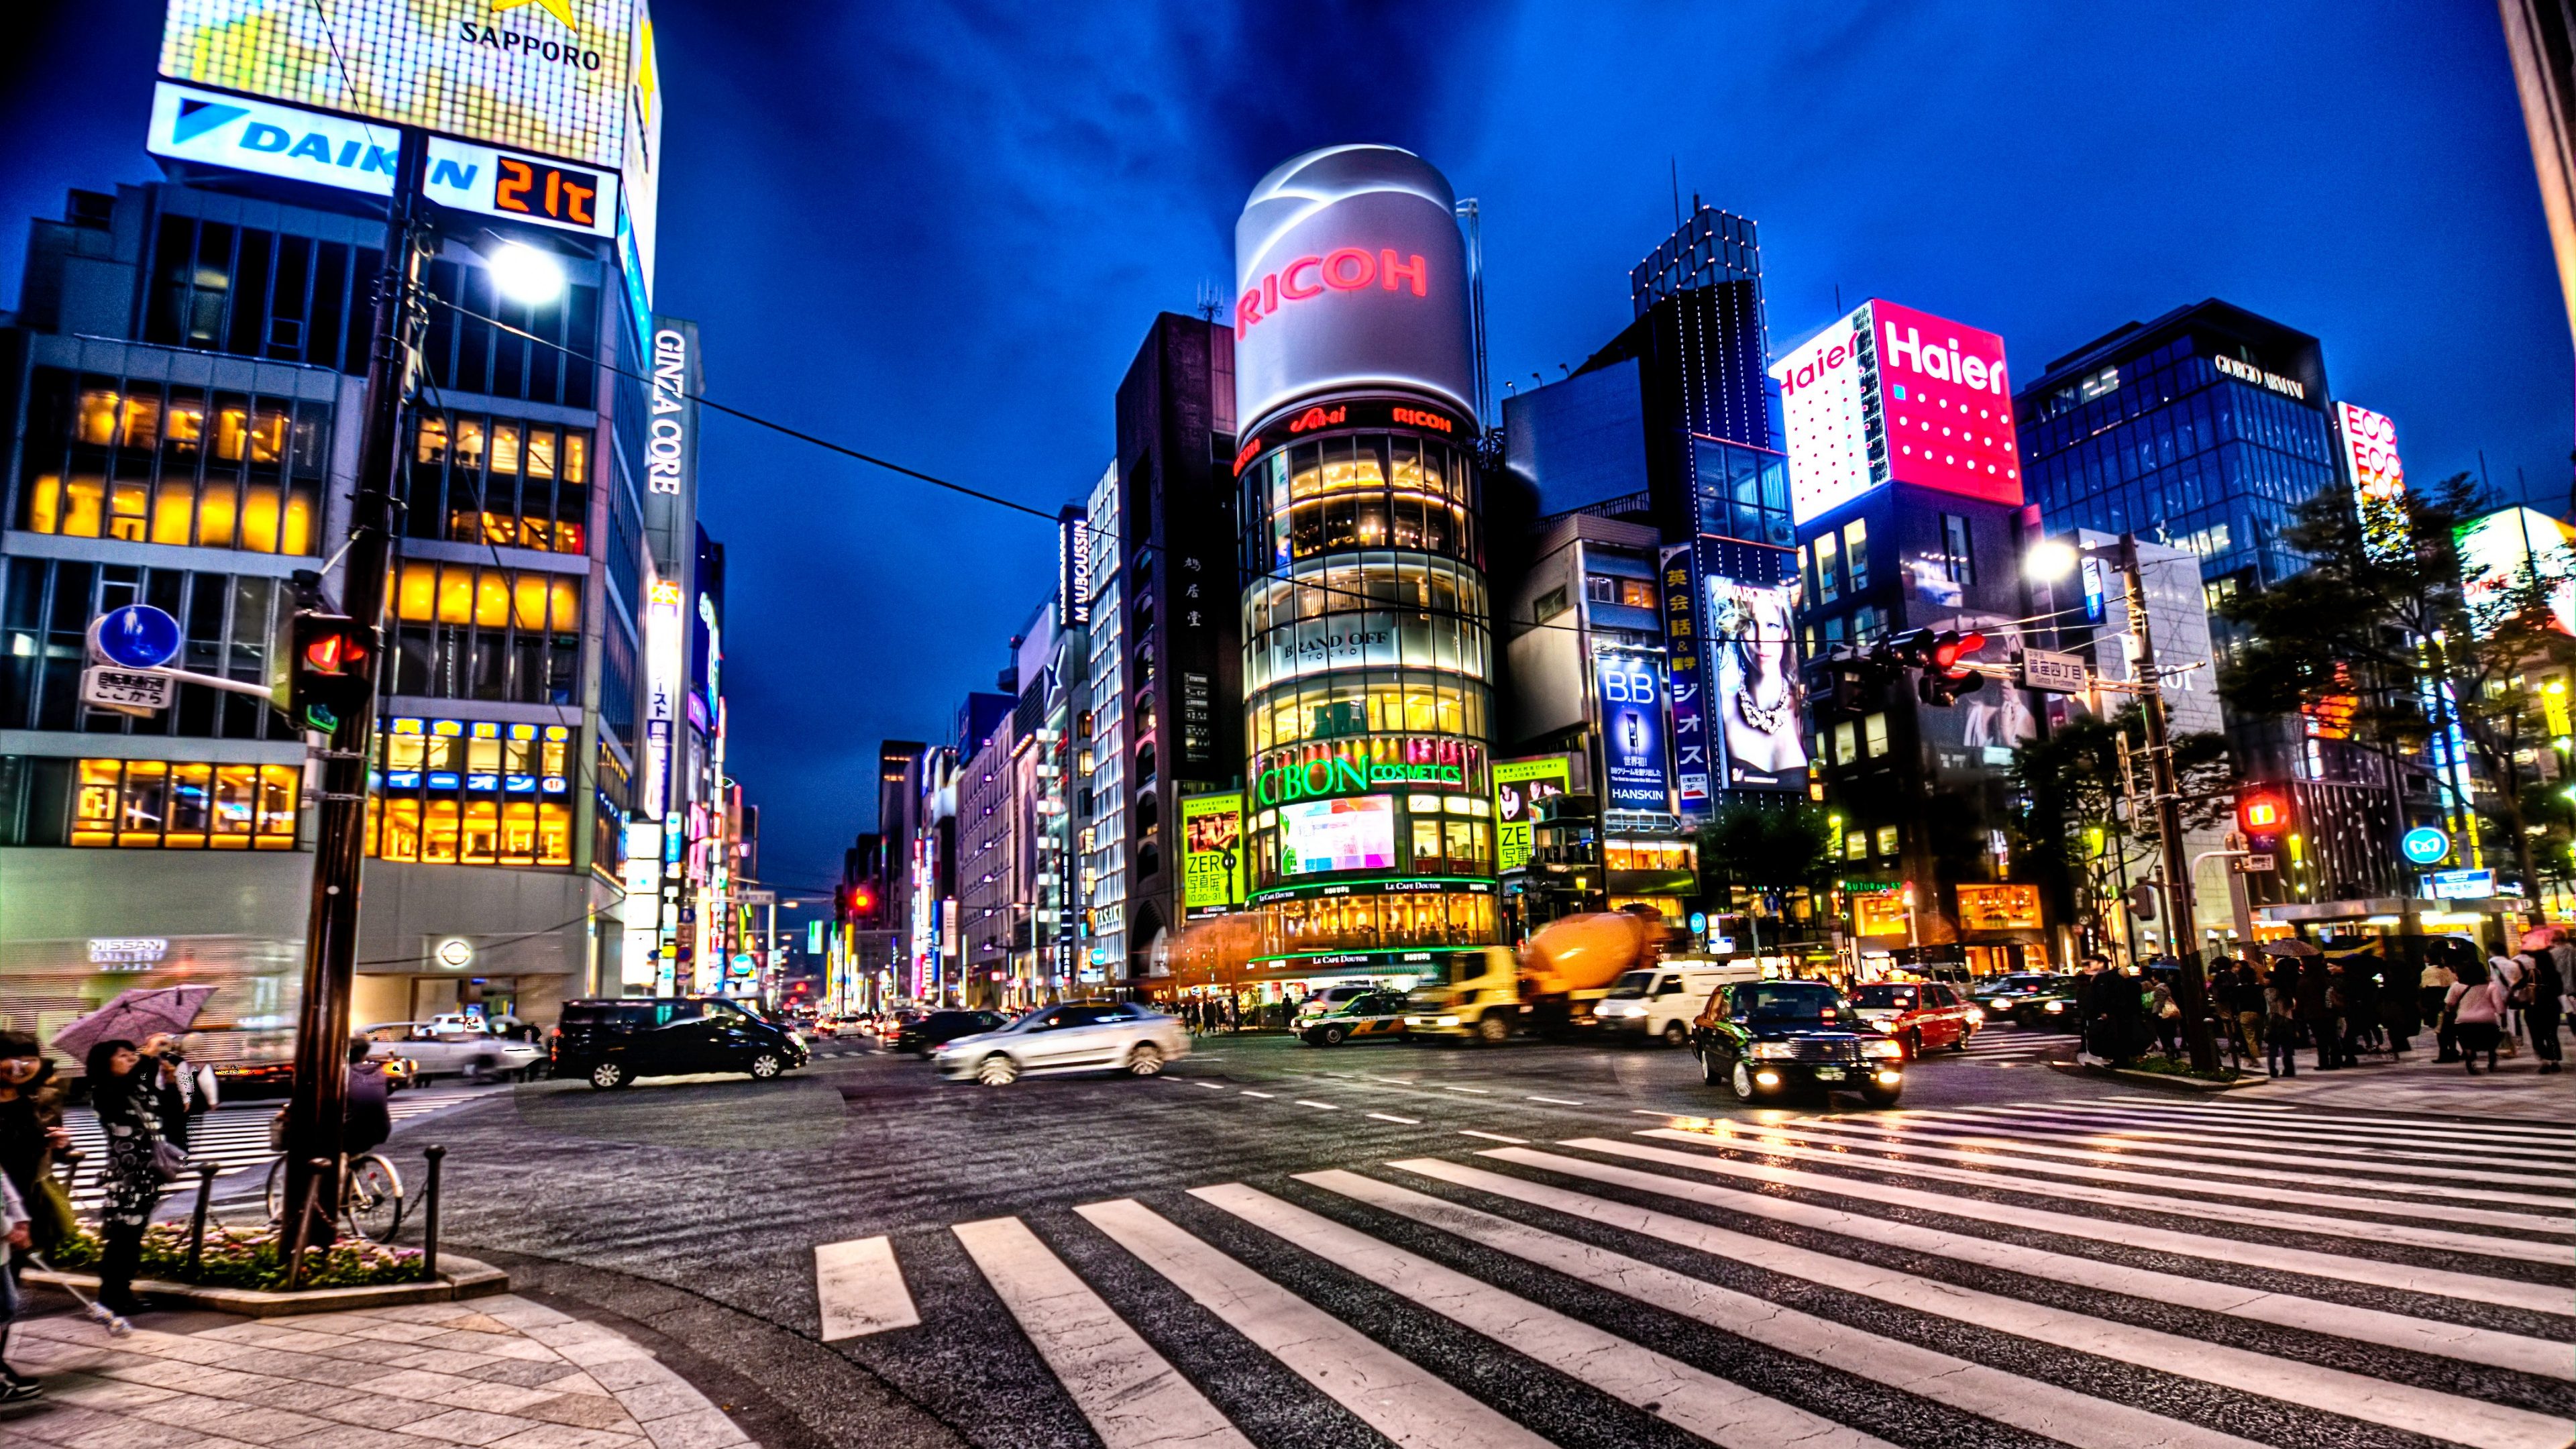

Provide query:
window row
left=1692, top=439, right=1794, bottom=548
left=1240, top=434, right=1483, bottom=572
left=420, top=258, right=600, bottom=411
left=70, top=759, right=301, bottom=849
left=1251, top=890, right=1497, bottom=957
left=405, top=411, right=591, bottom=554
left=378, top=717, right=573, bottom=784
left=145, top=215, right=377, bottom=372
left=1801, top=517, right=1870, bottom=604
left=1604, top=839, right=1695, bottom=873
left=1247, top=671, right=1491, bottom=754
left=0, top=559, right=301, bottom=740
left=18, top=370, right=328, bottom=555
left=388, top=562, right=583, bottom=704
left=366, top=796, right=574, bottom=867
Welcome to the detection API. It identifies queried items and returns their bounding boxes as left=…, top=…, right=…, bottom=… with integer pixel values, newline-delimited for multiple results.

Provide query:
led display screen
left=1181, top=794, right=1245, bottom=910
left=1770, top=305, right=1874, bottom=525
left=1234, top=145, right=1477, bottom=430
left=1278, top=796, right=1397, bottom=875
left=1493, top=755, right=1572, bottom=873
left=1703, top=578, right=1807, bottom=789
left=1772, top=299, right=2021, bottom=525
left=160, top=0, right=643, bottom=169
left=2336, top=403, right=2404, bottom=499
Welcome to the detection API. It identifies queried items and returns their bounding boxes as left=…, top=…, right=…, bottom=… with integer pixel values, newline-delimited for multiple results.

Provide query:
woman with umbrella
left=83, top=1039, right=166, bottom=1317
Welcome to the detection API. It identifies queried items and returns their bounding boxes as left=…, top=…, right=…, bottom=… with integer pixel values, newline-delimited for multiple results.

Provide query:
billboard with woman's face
left=1705, top=579, right=1807, bottom=789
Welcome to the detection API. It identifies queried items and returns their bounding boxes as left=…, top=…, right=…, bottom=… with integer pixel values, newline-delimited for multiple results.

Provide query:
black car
left=1971, top=973, right=2074, bottom=1026
left=1688, top=979, right=1907, bottom=1107
left=553, top=996, right=810, bottom=1089
left=896, top=1009, right=1008, bottom=1056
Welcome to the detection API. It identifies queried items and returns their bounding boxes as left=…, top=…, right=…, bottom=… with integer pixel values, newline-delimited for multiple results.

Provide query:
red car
left=1848, top=981, right=1982, bottom=1058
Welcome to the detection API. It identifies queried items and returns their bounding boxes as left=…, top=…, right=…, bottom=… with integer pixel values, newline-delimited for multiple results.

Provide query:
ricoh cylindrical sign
left=1233, top=144, right=1475, bottom=431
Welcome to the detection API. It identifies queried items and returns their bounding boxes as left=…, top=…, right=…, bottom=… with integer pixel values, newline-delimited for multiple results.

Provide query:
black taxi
left=1688, top=979, right=1907, bottom=1106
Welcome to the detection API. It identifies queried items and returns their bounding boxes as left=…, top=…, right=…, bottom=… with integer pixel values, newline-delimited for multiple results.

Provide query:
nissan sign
left=1234, top=145, right=1476, bottom=431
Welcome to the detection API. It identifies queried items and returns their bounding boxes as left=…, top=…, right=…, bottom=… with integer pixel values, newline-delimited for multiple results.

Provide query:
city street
left=341, top=1026, right=2576, bottom=1449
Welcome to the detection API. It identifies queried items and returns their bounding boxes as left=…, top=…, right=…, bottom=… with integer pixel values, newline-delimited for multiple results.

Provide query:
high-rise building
left=1230, top=146, right=1499, bottom=994
left=1077, top=462, right=1128, bottom=983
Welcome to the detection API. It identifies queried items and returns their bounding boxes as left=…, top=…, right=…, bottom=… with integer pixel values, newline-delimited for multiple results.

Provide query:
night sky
left=2, top=1, right=2565, bottom=893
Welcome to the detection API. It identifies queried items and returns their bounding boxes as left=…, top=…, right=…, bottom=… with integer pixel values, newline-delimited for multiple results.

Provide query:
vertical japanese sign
left=1659, top=544, right=1711, bottom=814
left=641, top=579, right=684, bottom=818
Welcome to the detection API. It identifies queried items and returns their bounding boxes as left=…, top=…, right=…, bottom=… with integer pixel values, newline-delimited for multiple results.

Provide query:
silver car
left=933, top=1002, right=1189, bottom=1086
left=359, top=1021, right=546, bottom=1081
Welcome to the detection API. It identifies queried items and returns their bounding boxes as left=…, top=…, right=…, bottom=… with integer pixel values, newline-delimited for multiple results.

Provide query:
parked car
left=897, top=1009, right=1009, bottom=1055
left=1596, top=963, right=1760, bottom=1046
left=1297, top=989, right=1410, bottom=1046
left=933, top=1002, right=1188, bottom=1085
left=1688, top=979, right=1906, bottom=1107
left=1848, top=981, right=1982, bottom=1057
left=358, top=1022, right=547, bottom=1081
left=551, top=997, right=810, bottom=1089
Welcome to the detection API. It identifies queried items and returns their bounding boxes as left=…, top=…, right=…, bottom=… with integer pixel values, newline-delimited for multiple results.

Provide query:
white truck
left=1593, top=960, right=1762, bottom=1046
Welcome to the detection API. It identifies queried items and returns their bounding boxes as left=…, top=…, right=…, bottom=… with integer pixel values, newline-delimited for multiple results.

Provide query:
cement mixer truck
left=1402, top=912, right=1663, bottom=1043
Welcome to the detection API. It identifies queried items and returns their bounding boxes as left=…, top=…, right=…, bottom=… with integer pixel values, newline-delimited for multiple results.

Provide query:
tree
left=2010, top=707, right=2233, bottom=954
left=2219, top=474, right=2576, bottom=897
left=1696, top=800, right=1839, bottom=901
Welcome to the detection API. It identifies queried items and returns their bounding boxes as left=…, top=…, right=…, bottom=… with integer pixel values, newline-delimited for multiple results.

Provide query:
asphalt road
left=374, top=1024, right=2573, bottom=1449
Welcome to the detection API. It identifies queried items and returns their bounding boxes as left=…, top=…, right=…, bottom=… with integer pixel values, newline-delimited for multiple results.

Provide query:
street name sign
left=2021, top=648, right=2088, bottom=692
left=82, top=666, right=175, bottom=715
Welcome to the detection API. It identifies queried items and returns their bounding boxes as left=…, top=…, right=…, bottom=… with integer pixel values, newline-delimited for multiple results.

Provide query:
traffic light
left=286, top=612, right=372, bottom=732
left=1915, top=629, right=1988, bottom=708
left=2236, top=786, right=2290, bottom=849
left=2125, top=880, right=2159, bottom=918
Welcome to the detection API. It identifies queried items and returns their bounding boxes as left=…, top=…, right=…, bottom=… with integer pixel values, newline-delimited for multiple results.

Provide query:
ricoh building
left=1230, top=146, right=1499, bottom=990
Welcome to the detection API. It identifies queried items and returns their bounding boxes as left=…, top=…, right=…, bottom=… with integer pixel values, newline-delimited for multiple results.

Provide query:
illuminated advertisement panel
left=160, top=0, right=637, bottom=168
left=640, top=578, right=682, bottom=818
left=1771, top=299, right=2020, bottom=524
left=1181, top=794, right=1245, bottom=913
left=1251, top=734, right=1485, bottom=808
left=1954, top=883, right=2042, bottom=932
left=1704, top=579, right=1807, bottom=789
left=1595, top=648, right=1670, bottom=812
left=2337, top=402, right=2408, bottom=559
left=1233, top=145, right=1476, bottom=429
left=2457, top=506, right=2576, bottom=636
left=1278, top=796, right=1397, bottom=875
left=1493, top=755, right=1572, bottom=873
left=1658, top=545, right=1711, bottom=812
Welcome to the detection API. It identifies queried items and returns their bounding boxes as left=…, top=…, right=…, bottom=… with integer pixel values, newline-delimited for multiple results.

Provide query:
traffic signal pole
left=280, top=127, right=427, bottom=1248
left=2117, top=533, right=2222, bottom=1073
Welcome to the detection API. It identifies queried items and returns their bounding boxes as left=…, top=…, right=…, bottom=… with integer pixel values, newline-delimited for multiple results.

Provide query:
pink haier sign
left=1771, top=299, right=2023, bottom=525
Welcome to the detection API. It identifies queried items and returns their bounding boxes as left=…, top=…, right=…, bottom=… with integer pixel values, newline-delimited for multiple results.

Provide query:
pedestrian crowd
left=2071, top=929, right=2569, bottom=1078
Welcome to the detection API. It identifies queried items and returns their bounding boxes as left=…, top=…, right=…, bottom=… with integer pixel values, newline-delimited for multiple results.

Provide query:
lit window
left=70, top=759, right=298, bottom=849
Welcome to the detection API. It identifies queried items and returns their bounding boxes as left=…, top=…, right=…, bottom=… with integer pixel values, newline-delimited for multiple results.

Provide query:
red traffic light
left=303, top=630, right=360, bottom=673
left=1929, top=630, right=1985, bottom=670
left=2237, top=788, right=2290, bottom=836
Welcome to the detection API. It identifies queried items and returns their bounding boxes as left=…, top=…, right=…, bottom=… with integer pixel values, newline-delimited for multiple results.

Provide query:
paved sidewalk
left=0, top=1293, right=761, bottom=1449
left=2223, top=1029, right=2575, bottom=1121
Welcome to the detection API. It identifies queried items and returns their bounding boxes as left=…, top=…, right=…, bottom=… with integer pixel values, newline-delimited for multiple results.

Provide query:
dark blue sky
left=3, top=1, right=2565, bottom=892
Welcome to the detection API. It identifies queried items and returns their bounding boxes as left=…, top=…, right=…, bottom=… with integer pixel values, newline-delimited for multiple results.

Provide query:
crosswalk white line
left=1193, top=1181, right=1896, bottom=1449
left=1860, top=1112, right=2575, bottom=1205
left=1441, top=1085, right=1489, bottom=1094
left=1458, top=1130, right=1527, bottom=1144
left=2104, top=1099, right=2576, bottom=1144
left=1294, top=1100, right=1340, bottom=1111
left=1772, top=1117, right=2573, bottom=1233
left=1074, top=1197, right=1553, bottom=1449
left=814, top=1235, right=920, bottom=1341
left=1377, top=1159, right=2572, bottom=1449
left=953, top=1216, right=1253, bottom=1449
left=2069, top=1102, right=2576, bottom=1159
left=1642, top=1124, right=2569, bottom=1266
left=1368, top=1114, right=1420, bottom=1125
left=1953, top=1103, right=2576, bottom=1167
left=1525, top=1095, right=1585, bottom=1105
left=1900, top=1109, right=2576, bottom=1189
left=1238, top=1091, right=1274, bottom=1099
left=1497, top=1142, right=2573, bottom=1373
left=1342, top=1164, right=2275, bottom=1449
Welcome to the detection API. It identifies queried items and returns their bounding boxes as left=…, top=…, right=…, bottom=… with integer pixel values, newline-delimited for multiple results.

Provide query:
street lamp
left=485, top=240, right=566, bottom=305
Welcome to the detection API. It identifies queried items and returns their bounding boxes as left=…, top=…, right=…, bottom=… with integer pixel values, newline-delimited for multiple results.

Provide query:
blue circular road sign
left=91, top=604, right=182, bottom=669
left=2400, top=826, right=2451, bottom=865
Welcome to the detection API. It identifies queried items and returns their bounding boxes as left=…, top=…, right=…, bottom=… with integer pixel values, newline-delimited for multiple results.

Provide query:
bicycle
left=264, top=1152, right=405, bottom=1243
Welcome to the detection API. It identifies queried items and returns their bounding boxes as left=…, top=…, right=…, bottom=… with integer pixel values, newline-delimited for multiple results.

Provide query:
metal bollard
left=420, top=1145, right=445, bottom=1280
left=284, top=1157, right=328, bottom=1290
left=184, top=1163, right=219, bottom=1277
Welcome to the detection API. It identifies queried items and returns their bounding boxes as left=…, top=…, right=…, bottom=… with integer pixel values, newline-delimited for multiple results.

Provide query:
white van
left=1595, top=962, right=1761, bottom=1045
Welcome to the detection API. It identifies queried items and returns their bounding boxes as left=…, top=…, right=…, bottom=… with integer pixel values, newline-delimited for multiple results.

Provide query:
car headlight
left=1968, top=1006, right=1988, bottom=1020
left=1748, top=1042, right=1797, bottom=1061
left=1862, top=1038, right=1905, bottom=1059
left=1436, top=1016, right=1460, bottom=1026
left=2043, top=1000, right=2068, bottom=1012
left=1603, top=1001, right=1645, bottom=1017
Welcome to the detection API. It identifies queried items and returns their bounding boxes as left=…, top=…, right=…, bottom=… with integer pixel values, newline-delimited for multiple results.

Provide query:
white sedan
left=933, top=1002, right=1188, bottom=1086
left=359, top=1022, right=546, bottom=1081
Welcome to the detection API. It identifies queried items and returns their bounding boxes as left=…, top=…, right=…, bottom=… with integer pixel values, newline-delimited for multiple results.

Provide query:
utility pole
left=281, top=127, right=429, bottom=1246
left=2118, top=533, right=2221, bottom=1072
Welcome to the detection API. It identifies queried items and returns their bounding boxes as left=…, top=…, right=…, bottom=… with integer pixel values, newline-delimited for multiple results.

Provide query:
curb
left=24, top=1252, right=508, bottom=1316
left=2049, top=1061, right=2269, bottom=1092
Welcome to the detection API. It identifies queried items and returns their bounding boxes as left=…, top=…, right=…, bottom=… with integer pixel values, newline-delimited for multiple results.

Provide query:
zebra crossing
left=1955, top=1024, right=2074, bottom=1061
left=58, top=1083, right=501, bottom=1207
left=813, top=1095, right=2575, bottom=1449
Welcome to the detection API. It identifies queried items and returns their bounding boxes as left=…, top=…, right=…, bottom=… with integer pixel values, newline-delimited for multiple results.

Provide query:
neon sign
left=1252, top=735, right=1486, bottom=807
left=1236, top=248, right=1430, bottom=337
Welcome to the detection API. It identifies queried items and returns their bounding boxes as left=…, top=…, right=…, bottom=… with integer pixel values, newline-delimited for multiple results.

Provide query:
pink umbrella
left=2518, top=928, right=2561, bottom=952
left=50, top=985, right=217, bottom=1063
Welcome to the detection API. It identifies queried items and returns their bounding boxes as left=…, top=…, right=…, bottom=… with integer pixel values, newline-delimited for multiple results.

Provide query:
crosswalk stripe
left=1344, top=1164, right=2275, bottom=1449
left=2075, top=1102, right=2576, bottom=1159
left=1499, top=1142, right=2573, bottom=1372
left=1193, top=1181, right=1896, bottom=1449
left=1458, top=1130, right=1527, bottom=1144
left=1375, top=1159, right=2571, bottom=1448
left=1860, top=1112, right=2575, bottom=1204
left=814, top=1234, right=920, bottom=1341
left=1772, top=1117, right=2572, bottom=1233
left=1902, top=1108, right=2576, bottom=1189
left=1640, top=1124, right=2567, bottom=1265
left=2103, top=1099, right=2576, bottom=1144
left=1953, top=1103, right=2576, bottom=1167
left=1073, top=1197, right=1552, bottom=1449
left=953, top=1216, right=1253, bottom=1449
left=1367, top=1114, right=1420, bottom=1125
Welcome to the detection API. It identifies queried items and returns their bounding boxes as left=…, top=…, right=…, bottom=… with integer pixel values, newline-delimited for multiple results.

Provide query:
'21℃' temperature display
left=1595, top=648, right=1671, bottom=812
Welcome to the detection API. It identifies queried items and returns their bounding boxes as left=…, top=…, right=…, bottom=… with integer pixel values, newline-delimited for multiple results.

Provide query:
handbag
left=150, top=1136, right=192, bottom=1182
